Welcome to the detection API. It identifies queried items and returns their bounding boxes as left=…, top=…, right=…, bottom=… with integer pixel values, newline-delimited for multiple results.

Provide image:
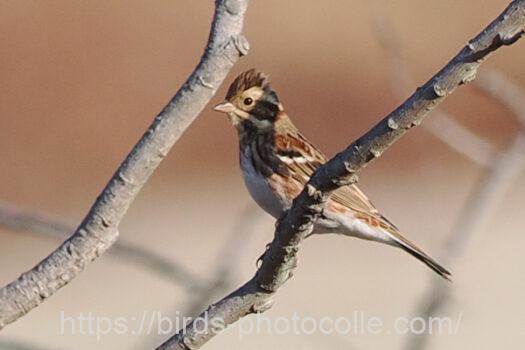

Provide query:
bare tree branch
left=377, top=21, right=497, bottom=167
left=0, top=201, right=204, bottom=290
left=404, top=70, right=525, bottom=350
left=441, top=69, right=525, bottom=262
left=0, top=0, right=250, bottom=329
left=423, top=114, right=496, bottom=167
left=133, top=204, right=261, bottom=348
left=183, top=204, right=261, bottom=318
left=379, top=15, right=525, bottom=350
left=0, top=339, right=60, bottom=350
left=158, top=1, right=525, bottom=349
left=0, top=202, right=73, bottom=239
left=476, top=68, right=525, bottom=125
left=405, top=132, right=525, bottom=350
left=444, top=134, right=525, bottom=264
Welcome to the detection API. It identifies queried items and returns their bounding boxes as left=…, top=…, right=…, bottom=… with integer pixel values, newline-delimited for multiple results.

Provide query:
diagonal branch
left=377, top=23, right=497, bottom=167
left=423, top=114, right=496, bottom=166
left=380, top=15, right=525, bottom=350
left=0, top=339, right=60, bottom=350
left=475, top=68, right=525, bottom=126
left=183, top=204, right=261, bottom=318
left=0, top=201, right=204, bottom=290
left=405, top=132, right=525, bottom=350
left=0, top=0, right=251, bottom=330
left=379, top=16, right=525, bottom=350
left=404, top=70, right=525, bottom=350
left=158, top=1, right=525, bottom=349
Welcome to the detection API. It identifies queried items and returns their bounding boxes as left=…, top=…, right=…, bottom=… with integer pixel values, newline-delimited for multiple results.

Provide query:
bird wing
left=274, top=125, right=450, bottom=279
left=274, top=128, right=384, bottom=219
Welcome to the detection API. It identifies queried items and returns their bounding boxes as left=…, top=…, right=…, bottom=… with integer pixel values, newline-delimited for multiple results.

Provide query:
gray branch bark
left=183, top=204, right=261, bottom=318
left=381, top=14, right=525, bottom=350
left=405, top=133, right=525, bottom=350
left=0, top=201, right=203, bottom=290
left=157, top=1, right=525, bottom=349
left=0, top=339, right=60, bottom=350
left=377, top=25, right=497, bottom=167
left=0, top=0, right=250, bottom=330
left=404, top=71, right=525, bottom=350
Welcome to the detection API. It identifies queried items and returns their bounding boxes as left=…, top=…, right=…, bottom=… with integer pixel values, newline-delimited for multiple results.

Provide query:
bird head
left=214, top=69, right=283, bottom=129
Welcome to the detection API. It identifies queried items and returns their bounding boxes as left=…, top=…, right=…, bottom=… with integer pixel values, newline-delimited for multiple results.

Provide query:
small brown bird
left=214, top=69, right=450, bottom=280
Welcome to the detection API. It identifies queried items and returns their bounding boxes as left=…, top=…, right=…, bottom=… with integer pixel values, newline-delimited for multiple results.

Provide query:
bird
left=213, top=69, right=451, bottom=280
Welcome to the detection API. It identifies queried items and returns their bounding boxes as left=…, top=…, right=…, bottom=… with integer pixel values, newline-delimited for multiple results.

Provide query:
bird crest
left=225, top=69, right=271, bottom=100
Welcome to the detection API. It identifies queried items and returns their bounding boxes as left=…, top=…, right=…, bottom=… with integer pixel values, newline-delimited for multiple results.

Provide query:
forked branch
left=158, top=1, right=525, bottom=349
left=0, top=201, right=203, bottom=290
left=0, top=0, right=250, bottom=329
left=404, top=70, right=525, bottom=350
left=380, top=14, right=525, bottom=350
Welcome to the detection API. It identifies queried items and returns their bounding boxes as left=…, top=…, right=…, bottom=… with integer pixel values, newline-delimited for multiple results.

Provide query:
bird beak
left=213, top=101, right=236, bottom=113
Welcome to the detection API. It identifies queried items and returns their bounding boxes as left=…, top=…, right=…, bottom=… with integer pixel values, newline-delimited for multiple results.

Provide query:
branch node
left=252, top=298, right=274, bottom=313
left=197, top=75, right=214, bottom=89
left=231, top=34, right=250, bottom=56
left=387, top=117, right=399, bottom=130
left=460, top=64, right=479, bottom=85
left=433, top=83, right=446, bottom=97
left=183, top=336, right=200, bottom=350
left=155, top=1, right=525, bottom=347
left=411, top=119, right=422, bottom=127
left=344, top=158, right=360, bottom=173
left=60, top=273, right=71, bottom=283
left=370, top=146, right=383, bottom=158
left=97, top=213, right=112, bottom=229
left=156, top=146, right=169, bottom=159
left=117, top=171, right=133, bottom=185
left=224, top=0, right=243, bottom=15
left=499, top=29, right=525, bottom=45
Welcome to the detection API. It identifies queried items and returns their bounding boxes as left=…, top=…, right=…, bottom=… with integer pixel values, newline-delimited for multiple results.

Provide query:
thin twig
left=184, top=204, right=261, bottom=317
left=441, top=69, right=525, bottom=263
left=423, top=114, right=496, bottom=167
left=476, top=68, right=525, bottom=125
left=0, top=339, right=61, bottom=350
left=0, top=0, right=250, bottom=329
left=380, top=17, right=525, bottom=350
left=158, top=2, right=525, bottom=349
left=444, top=134, right=525, bottom=264
left=0, top=201, right=204, bottom=290
left=377, top=22, right=497, bottom=167
left=378, top=15, right=525, bottom=350
left=405, top=132, right=525, bottom=350
left=133, top=204, right=261, bottom=349
left=404, top=71, right=525, bottom=350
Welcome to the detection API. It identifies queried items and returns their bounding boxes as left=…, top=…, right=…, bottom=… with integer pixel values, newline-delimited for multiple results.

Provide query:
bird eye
left=243, top=97, right=253, bottom=106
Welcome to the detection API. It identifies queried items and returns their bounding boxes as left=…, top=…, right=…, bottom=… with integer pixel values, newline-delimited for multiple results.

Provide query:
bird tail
left=387, top=230, right=451, bottom=281
left=368, top=213, right=452, bottom=280
left=397, top=241, right=451, bottom=280
left=369, top=212, right=452, bottom=280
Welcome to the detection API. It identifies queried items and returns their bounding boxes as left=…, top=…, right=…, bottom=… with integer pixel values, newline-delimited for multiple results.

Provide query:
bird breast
left=240, top=148, right=284, bottom=219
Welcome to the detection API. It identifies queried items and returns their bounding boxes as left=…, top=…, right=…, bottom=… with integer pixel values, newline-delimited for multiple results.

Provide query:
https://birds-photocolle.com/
left=213, top=69, right=451, bottom=280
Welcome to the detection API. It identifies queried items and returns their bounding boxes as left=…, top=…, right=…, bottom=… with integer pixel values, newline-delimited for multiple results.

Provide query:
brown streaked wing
left=274, top=129, right=324, bottom=185
left=274, top=127, right=386, bottom=222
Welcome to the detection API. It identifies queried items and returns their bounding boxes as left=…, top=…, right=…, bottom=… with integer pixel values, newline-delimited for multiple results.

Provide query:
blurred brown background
left=1, top=1, right=524, bottom=349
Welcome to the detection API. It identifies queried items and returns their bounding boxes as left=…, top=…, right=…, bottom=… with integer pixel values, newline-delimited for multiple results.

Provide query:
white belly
left=319, top=210, right=395, bottom=244
left=240, top=149, right=394, bottom=245
left=240, top=150, right=283, bottom=218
